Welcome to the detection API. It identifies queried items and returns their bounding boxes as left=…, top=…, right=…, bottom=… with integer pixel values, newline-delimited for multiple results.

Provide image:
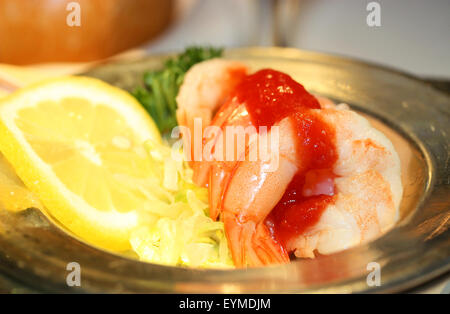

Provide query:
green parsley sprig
left=133, top=46, right=223, bottom=134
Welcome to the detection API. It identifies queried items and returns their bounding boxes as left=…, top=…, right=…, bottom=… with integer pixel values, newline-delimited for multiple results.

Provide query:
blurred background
left=147, top=0, right=450, bottom=78
left=0, top=0, right=449, bottom=90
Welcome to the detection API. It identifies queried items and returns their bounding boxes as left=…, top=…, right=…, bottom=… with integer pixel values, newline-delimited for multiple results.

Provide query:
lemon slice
left=0, top=77, right=161, bottom=251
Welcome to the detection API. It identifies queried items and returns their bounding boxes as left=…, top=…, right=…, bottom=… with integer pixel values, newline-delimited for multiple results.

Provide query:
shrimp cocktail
left=175, top=59, right=402, bottom=267
left=0, top=47, right=402, bottom=268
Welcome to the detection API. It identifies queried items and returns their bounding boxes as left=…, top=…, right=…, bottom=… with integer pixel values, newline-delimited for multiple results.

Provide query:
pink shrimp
left=176, top=63, right=402, bottom=267
left=175, top=58, right=248, bottom=175
left=220, top=106, right=401, bottom=266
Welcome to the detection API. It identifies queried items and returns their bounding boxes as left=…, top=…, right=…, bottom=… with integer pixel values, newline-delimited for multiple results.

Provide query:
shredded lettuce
left=129, top=139, right=233, bottom=268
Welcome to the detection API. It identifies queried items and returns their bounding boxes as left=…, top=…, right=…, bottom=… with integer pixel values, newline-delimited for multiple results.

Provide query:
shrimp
left=219, top=104, right=402, bottom=266
left=176, top=58, right=248, bottom=174
left=220, top=117, right=297, bottom=266
left=177, top=62, right=402, bottom=267
left=285, top=106, right=402, bottom=258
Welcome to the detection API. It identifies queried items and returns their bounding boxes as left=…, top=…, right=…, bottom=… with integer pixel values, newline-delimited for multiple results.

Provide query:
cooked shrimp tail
left=223, top=212, right=289, bottom=267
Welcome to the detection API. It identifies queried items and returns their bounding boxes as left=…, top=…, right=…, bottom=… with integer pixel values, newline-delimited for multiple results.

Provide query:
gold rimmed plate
left=0, top=47, right=448, bottom=293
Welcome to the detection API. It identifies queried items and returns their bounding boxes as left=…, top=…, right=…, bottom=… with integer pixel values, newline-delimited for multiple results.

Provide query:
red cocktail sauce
left=231, top=69, right=338, bottom=249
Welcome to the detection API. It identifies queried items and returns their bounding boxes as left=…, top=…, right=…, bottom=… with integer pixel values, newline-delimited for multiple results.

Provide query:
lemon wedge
left=0, top=77, right=161, bottom=251
left=0, top=154, right=42, bottom=212
left=0, top=89, right=42, bottom=212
